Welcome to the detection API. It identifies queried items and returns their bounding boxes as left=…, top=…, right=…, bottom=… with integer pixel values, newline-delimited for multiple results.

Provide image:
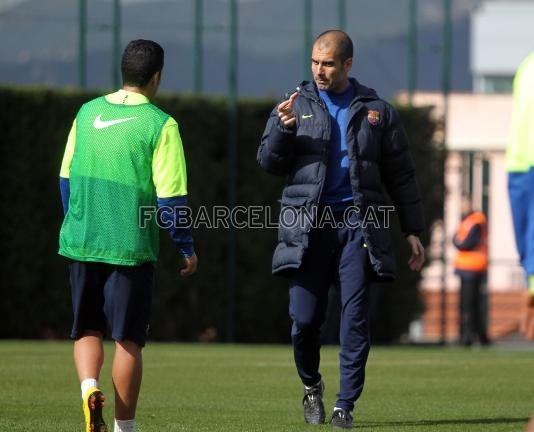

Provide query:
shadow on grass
left=359, top=417, right=529, bottom=428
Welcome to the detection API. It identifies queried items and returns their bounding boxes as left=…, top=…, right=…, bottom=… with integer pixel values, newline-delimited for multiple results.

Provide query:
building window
left=479, top=75, right=514, bottom=94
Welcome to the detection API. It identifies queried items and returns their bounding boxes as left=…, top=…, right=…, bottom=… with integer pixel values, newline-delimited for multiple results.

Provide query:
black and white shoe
left=302, top=380, right=325, bottom=424
left=331, top=408, right=353, bottom=429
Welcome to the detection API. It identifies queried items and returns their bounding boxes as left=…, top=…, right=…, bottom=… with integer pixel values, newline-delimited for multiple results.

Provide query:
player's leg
left=289, top=226, right=337, bottom=424
left=69, top=261, right=108, bottom=432
left=103, top=262, right=154, bottom=431
left=527, top=412, right=534, bottom=432
left=75, top=333, right=107, bottom=432
left=332, top=226, right=371, bottom=428
left=74, top=331, right=105, bottom=381
left=112, top=340, right=143, bottom=421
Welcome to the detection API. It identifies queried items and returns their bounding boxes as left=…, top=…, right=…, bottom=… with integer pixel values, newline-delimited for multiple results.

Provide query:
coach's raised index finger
left=277, top=91, right=299, bottom=113
left=286, top=91, right=298, bottom=108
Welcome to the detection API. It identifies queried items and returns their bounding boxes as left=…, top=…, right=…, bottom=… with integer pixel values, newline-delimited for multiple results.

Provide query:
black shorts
left=69, top=261, right=154, bottom=347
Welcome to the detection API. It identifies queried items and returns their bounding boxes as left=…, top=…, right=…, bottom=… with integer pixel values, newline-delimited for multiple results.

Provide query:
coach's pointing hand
left=180, top=253, right=198, bottom=277
left=277, top=91, right=299, bottom=128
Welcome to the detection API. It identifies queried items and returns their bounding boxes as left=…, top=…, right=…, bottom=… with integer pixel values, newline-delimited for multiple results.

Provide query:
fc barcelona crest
left=367, top=110, right=380, bottom=126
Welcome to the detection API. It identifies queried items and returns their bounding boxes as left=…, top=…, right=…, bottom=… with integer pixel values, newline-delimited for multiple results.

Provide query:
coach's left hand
left=406, top=235, right=425, bottom=272
left=180, top=253, right=198, bottom=277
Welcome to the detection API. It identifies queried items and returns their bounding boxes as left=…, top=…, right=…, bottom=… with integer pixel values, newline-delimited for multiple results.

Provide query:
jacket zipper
left=310, top=95, right=330, bottom=217
left=295, top=91, right=330, bottom=231
left=299, top=85, right=381, bottom=270
left=299, top=88, right=374, bottom=228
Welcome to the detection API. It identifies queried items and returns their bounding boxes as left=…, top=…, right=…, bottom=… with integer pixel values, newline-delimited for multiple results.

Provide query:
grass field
left=0, top=341, right=532, bottom=431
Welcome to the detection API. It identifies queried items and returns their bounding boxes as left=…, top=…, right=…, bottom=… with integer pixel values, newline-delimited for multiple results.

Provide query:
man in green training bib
left=58, top=39, right=197, bottom=432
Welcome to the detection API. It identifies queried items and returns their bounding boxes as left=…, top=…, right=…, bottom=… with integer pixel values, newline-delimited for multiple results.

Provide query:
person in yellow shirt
left=507, top=51, right=534, bottom=341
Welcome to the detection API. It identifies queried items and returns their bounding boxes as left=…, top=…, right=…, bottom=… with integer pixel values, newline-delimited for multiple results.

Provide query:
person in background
left=507, top=51, right=534, bottom=342
left=507, top=50, right=534, bottom=432
left=453, top=195, right=490, bottom=346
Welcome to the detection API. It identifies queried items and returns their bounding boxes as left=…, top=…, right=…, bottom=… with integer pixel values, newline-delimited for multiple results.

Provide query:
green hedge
left=0, top=86, right=444, bottom=343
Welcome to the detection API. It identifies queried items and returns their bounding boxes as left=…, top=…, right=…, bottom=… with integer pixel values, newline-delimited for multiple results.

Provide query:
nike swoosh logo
left=302, top=114, right=313, bottom=119
left=93, top=114, right=139, bottom=129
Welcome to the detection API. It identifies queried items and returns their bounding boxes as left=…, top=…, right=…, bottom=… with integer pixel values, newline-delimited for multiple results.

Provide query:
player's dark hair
left=314, top=30, right=353, bottom=62
left=121, top=39, right=164, bottom=87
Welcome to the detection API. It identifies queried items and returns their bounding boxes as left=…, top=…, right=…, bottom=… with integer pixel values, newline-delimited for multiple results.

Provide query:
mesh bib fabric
left=59, top=96, right=169, bottom=265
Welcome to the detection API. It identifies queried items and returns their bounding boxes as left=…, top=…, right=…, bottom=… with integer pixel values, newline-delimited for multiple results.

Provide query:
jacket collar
left=297, top=78, right=378, bottom=103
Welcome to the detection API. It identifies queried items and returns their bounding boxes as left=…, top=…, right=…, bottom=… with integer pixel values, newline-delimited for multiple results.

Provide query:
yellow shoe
left=82, top=387, right=107, bottom=432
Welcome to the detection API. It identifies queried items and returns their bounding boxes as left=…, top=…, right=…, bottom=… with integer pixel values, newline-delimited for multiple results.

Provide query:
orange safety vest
left=453, top=211, right=488, bottom=272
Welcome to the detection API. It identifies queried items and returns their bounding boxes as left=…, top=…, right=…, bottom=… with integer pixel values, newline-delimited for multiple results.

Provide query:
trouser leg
left=335, top=228, right=371, bottom=412
left=525, top=169, right=534, bottom=275
left=471, top=277, right=490, bottom=344
left=464, top=278, right=477, bottom=344
left=508, top=172, right=530, bottom=273
left=459, top=278, right=471, bottom=345
left=289, top=228, right=335, bottom=386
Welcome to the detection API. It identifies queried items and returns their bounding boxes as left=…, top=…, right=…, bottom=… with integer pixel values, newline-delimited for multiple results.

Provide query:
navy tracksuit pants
left=508, top=171, right=534, bottom=275
left=289, top=219, right=371, bottom=412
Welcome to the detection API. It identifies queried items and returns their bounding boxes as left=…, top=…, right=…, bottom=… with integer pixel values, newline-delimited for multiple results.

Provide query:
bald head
left=313, top=30, right=353, bottom=62
left=310, top=30, right=353, bottom=92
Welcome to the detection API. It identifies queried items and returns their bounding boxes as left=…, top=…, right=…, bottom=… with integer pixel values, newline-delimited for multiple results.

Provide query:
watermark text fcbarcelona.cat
left=139, top=205, right=395, bottom=230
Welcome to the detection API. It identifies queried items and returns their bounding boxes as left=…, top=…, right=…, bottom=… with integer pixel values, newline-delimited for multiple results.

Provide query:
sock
left=114, top=419, right=135, bottom=432
left=81, top=378, right=99, bottom=399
